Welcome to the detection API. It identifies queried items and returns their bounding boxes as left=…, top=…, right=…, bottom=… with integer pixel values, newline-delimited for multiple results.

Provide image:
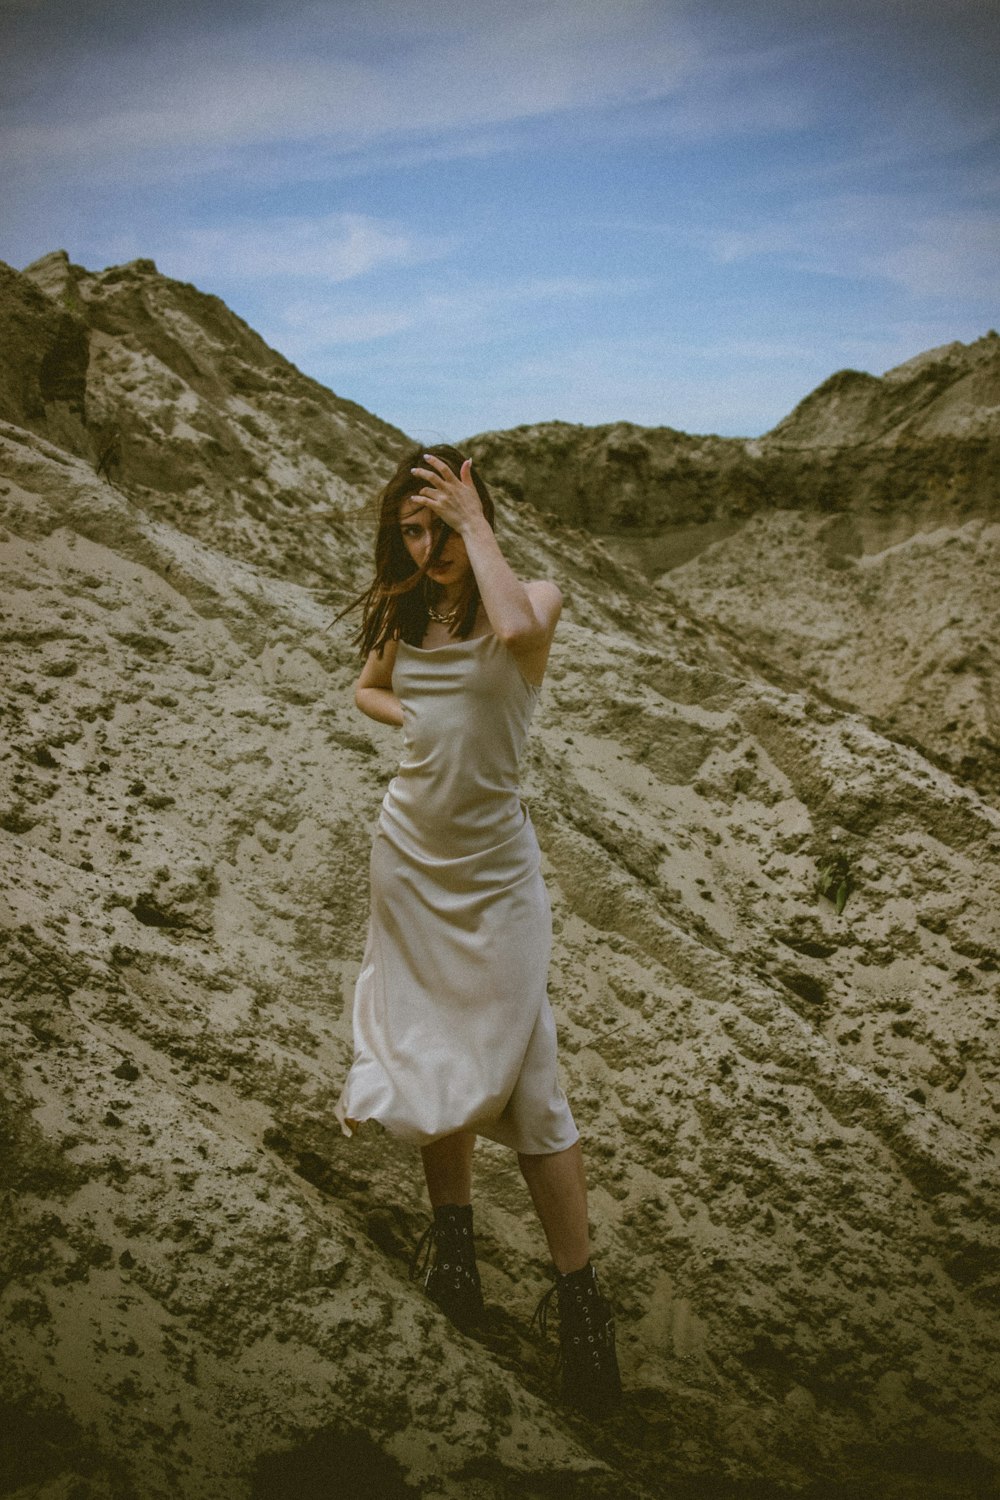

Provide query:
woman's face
left=399, top=497, right=471, bottom=588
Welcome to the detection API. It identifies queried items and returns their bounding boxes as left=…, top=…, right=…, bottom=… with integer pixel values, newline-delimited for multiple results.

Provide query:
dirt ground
left=2, top=257, right=998, bottom=1499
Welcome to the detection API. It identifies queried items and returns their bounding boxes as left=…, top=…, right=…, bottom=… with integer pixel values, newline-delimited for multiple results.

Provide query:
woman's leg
left=415, top=1131, right=482, bottom=1330
left=517, top=1139, right=590, bottom=1273
left=521, top=1138, right=622, bottom=1412
left=421, top=1129, right=476, bottom=1207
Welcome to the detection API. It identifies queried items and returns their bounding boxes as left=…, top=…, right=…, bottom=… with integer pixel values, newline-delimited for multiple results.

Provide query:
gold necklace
left=427, top=602, right=462, bottom=626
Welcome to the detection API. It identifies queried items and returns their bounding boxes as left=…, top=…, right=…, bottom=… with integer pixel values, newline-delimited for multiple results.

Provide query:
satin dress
left=335, top=631, right=578, bottom=1155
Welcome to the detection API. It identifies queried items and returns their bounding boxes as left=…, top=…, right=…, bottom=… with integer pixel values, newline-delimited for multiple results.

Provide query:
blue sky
left=2, top=0, right=997, bottom=439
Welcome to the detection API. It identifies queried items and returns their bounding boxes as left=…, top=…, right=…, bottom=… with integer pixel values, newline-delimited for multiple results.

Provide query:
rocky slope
left=766, top=336, right=1000, bottom=448
left=660, top=509, right=1000, bottom=807
left=467, top=335, right=1000, bottom=806
left=2, top=258, right=999, bottom=1500
left=466, top=334, right=1000, bottom=545
left=11, top=249, right=410, bottom=591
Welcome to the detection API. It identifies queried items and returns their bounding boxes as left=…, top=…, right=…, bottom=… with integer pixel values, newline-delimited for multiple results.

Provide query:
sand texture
left=468, top=334, right=1000, bottom=807
left=1, top=256, right=999, bottom=1499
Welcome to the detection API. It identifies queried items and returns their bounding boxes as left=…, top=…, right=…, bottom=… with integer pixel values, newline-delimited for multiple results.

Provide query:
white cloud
left=0, top=0, right=701, bottom=172
left=282, top=305, right=417, bottom=344
left=271, top=273, right=653, bottom=355
left=157, top=212, right=451, bottom=284
left=704, top=195, right=1000, bottom=301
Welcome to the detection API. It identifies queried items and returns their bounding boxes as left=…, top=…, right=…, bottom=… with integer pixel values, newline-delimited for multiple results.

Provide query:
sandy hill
left=7, top=249, right=409, bottom=593
left=1, top=256, right=999, bottom=1500
left=767, top=335, right=1000, bottom=448
left=467, top=335, right=1000, bottom=807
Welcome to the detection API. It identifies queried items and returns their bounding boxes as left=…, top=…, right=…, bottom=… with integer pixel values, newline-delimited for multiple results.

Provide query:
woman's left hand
left=410, top=454, right=485, bottom=536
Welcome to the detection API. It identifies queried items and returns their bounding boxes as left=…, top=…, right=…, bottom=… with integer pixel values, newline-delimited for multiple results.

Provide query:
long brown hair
left=342, top=444, right=496, bottom=659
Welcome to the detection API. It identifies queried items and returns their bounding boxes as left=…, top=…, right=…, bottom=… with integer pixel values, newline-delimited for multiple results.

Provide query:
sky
left=2, top=0, right=998, bottom=440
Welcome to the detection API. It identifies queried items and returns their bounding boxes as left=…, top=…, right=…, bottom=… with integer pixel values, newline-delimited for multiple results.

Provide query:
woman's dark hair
left=342, top=444, right=495, bottom=659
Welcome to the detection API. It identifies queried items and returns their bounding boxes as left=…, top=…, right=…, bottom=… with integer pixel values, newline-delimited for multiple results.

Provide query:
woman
left=335, top=444, right=621, bottom=1416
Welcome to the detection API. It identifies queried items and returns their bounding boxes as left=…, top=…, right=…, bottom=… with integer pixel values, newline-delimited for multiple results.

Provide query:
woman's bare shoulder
left=357, top=636, right=400, bottom=688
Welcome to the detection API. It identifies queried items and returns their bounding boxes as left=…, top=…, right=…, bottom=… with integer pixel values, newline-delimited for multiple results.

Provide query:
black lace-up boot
left=409, top=1203, right=484, bottom=1332
left=532, top=1261, right=622, bottom=1417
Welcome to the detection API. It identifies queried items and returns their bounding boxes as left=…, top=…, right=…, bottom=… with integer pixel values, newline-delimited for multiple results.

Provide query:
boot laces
left=530, top=1282, right=558, bottom=1341
left=408, top=1221, right=439, bottom=1287
left=531, top=1274, right=618, bottom=1384
left=530, top=1282, right=568, bottom=1379
left=408, top=1215, right=479, bottom=1296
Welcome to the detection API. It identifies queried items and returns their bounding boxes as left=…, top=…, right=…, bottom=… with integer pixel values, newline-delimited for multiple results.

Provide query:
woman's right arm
left=354, top=639, right=403, bottom=727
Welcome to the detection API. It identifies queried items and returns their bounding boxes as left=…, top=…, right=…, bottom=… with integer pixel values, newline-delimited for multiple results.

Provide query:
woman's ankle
left=553, top=1253, right=591, bottom=1277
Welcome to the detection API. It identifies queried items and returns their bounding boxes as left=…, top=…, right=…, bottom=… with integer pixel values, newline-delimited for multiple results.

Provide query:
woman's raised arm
left=410, top=455, right=562, bottom=657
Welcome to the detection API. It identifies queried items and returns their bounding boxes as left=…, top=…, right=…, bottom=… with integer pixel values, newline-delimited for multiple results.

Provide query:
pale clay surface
left=1, top=254, right=998, bottom=1498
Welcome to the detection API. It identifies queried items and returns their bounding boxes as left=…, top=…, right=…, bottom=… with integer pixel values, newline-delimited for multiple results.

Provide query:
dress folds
left=335, top=630, right=578, bottom=1155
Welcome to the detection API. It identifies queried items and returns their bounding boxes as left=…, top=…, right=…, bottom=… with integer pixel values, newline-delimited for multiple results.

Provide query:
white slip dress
left=335, top=631, right=578, bottom=1155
